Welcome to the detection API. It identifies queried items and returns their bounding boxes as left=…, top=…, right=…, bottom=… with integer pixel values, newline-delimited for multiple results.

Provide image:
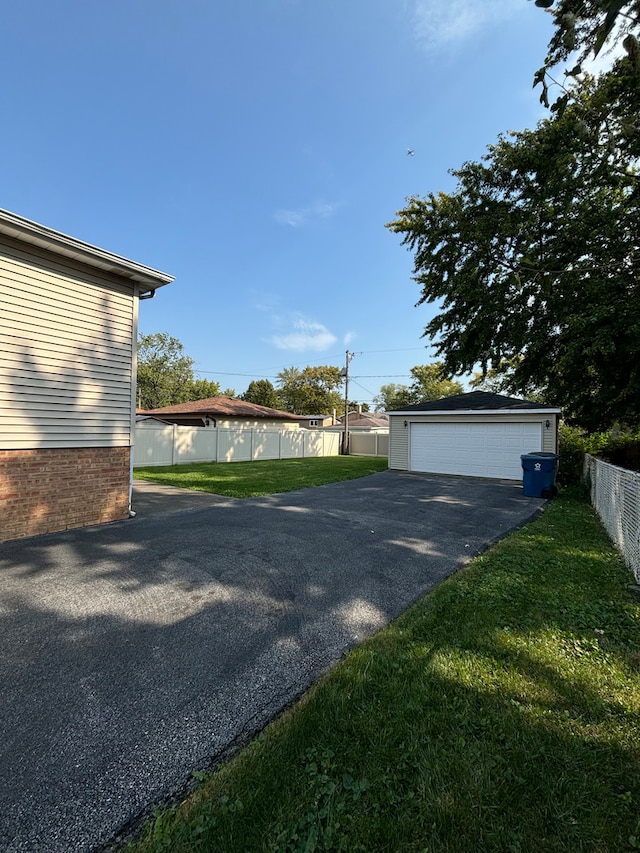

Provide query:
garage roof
left=389, top=390, right=561, bottom=415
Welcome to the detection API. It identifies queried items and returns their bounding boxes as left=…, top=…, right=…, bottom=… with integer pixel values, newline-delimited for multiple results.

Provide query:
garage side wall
left=389, top=413, right=558, bottom=472
left=389, top=417, right=409, bottom=470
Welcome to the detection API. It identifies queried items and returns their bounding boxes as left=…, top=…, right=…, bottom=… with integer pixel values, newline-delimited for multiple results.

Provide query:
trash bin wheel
left=541, top=486, right=558, bottom=499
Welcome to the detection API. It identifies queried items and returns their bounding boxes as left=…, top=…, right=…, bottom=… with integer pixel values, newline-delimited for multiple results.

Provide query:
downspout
left=129, top=452, right=136, bottom=518
left=129, top=283, right=141, bottom=517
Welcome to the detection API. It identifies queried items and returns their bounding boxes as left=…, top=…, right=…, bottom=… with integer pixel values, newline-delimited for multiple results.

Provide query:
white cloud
left=270, top=316, right=337, bottom=351
left=274, top=201, right=337, bottom=228
left=411, top=0, right=522, bottom=52
left=250, top=289, right=281, bottom=314
left=581, top=39, right=628, bottom=77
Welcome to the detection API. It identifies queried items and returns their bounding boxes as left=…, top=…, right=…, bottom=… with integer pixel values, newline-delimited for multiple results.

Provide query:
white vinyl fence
left=134, top=422, right=342, bottom=467
left=348, top=431, right=389, bottom=457
left=584, top=454, right=640, bottom=582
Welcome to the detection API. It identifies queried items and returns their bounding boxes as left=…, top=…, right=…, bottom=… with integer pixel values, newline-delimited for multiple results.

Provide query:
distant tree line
left=137, top=333, right=462, bottom=414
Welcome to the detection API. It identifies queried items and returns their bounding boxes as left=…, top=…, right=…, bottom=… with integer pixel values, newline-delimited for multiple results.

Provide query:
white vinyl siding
left=389, top=417, right=409, bottom=470
left=0, top=237, right=136, bottom=449
left=542, top=421, right=556, bottom=453
left=409, top=422, right=542, bottom=480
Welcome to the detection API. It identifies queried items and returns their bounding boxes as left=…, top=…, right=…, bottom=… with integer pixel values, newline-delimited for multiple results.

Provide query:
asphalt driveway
left=0, top=471, right=544, bottom=852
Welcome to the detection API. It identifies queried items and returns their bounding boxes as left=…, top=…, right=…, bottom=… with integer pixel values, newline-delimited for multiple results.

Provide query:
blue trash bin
left=521, top=452, right=559, bottom=498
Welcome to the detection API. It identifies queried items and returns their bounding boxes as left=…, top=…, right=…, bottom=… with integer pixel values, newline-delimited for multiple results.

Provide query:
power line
left=193, top=347, right=429, bottom=379
left=351, top=378, right=377, bottom=398
left=194, top=370, right=280, bottom=378
left=193, top=371, right=415, bottom=379
left=355, top=347, right=427, bottom=354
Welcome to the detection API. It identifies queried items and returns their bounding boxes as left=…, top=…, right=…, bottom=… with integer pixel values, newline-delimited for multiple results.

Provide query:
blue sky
left=2, top=1, right=554, bottom=407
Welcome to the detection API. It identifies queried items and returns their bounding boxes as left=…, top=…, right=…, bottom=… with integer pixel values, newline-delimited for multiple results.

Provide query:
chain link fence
left=584, top=454, right=640, bottom=583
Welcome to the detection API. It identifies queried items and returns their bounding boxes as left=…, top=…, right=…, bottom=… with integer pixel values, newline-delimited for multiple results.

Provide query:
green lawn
left=134, top=456, right=389, bottom=498
left=124, top=488, right=640, bottom=853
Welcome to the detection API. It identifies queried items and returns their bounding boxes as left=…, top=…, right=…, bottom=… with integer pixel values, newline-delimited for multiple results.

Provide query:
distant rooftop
left=143, top=396, right=300, bottom=420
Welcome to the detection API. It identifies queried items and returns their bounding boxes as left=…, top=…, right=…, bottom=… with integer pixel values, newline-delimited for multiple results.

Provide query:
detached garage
left=388, top=391, right=561, bottom=481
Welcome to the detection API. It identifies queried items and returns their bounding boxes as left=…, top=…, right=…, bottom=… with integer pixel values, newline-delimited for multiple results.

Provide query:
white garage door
left=409, top=422, right=542, bottom=480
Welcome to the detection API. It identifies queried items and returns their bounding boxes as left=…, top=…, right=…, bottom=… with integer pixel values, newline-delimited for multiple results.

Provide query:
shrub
left=557, top=424, right=590, bottom=486
left=597, top=434, right=640, bottom=472
left=558, top=424, right=640, bottom=484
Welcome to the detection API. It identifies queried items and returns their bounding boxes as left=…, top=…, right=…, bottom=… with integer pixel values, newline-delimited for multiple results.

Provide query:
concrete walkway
left=0, top=471, right=544, bottom=852
left=131, top=478, right=230, bottom=516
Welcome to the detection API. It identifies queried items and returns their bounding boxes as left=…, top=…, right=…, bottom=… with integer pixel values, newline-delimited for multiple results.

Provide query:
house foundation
left=0, top=446, right=130, bottom=543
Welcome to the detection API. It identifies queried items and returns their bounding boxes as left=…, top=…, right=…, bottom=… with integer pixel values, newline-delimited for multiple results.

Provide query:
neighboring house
left=339, top=415, right=389, bottom=432
left=298, top=414, right=335, bottom=429
left=388, top=390, right=561, bottom=481
left=135, top=414, right=171, bottom=425
left=142, top=396, right=301, bottom=429
left=0, top=208, right=173, bottom=543
left=336, top=408, right=388, bottom=429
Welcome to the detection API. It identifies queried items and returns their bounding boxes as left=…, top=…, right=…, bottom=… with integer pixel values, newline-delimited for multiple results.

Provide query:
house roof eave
left=0, top=208, right=174, bottom=290
left=389, top=407, right=562, bottom=416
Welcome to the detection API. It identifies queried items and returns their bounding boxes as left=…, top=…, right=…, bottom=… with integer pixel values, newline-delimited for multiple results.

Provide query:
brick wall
left=0, top=446, right=131, bottom=543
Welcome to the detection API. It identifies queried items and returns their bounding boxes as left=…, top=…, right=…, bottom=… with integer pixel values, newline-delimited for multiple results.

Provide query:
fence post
left=171, top=424, right=176, bottom=466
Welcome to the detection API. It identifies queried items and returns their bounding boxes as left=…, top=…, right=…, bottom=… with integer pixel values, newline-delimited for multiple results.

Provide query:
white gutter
left=0, top=208, right=174, bottom=290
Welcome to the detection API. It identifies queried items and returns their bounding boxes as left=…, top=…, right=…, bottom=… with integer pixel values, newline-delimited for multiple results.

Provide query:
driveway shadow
left=0, top=471, right=544, bottom=852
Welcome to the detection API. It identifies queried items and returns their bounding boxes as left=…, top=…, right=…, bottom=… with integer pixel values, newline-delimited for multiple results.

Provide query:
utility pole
left=342, top=350, right=354, bottom=455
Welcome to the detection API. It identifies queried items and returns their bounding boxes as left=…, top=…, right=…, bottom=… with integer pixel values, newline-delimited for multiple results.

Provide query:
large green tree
left=410, top=364, right=464, bottom=401
left=387, top=70, right=640, bottom=431
left=137, top=333, right=197, bottom=409
left=276, top=365, right=344, bottom=415
left=242, top=379, right=282, bottom=409
left=373, top=363, right=463, bottom=411
left=137, top=333, right=223, bottom=409
left=188, top=377, right=224, bottom=401
left=373, top=384, right=414, bottom=412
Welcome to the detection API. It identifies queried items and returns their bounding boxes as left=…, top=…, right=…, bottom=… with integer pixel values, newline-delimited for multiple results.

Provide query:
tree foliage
left=387, top=70, right=640, bottom=431
left=373, top=363, right=464, bottom=411
left=276, top=365, right=344, bottom=415
left=535, top=0, right=640, bottom=69
left=137, top=332, right=224, bottom=409
left=532, top=0, right=640, bottom=148
left=242, top=379, right=282, bottom=409
left=373, top=384, right=413, bottom=412
left=409, top=364, right=464, bottom=402
left=189, top=377, right=226, bottom=401
left=137, top=333, right=198, bottom=409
